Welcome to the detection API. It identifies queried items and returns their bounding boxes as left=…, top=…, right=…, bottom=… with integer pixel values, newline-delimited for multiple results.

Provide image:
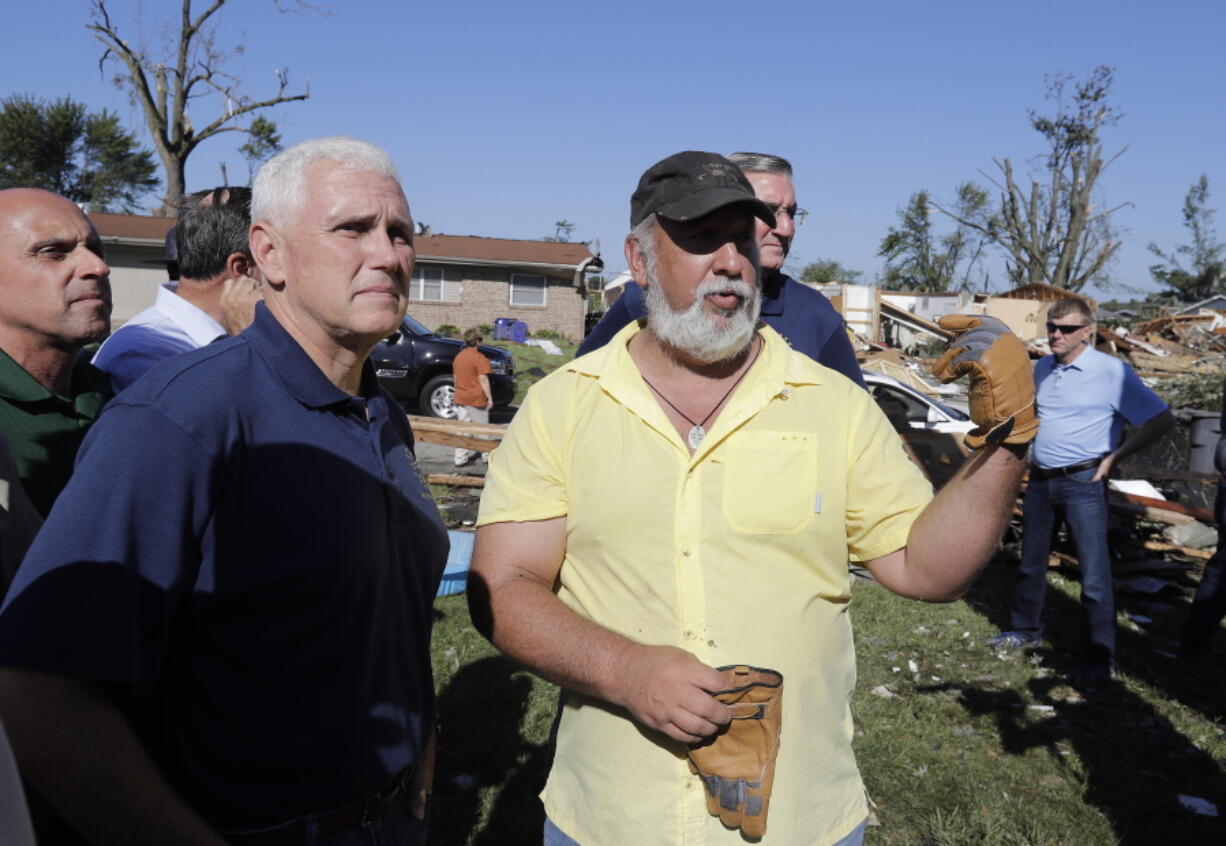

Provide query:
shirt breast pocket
left=721, top=431, right=818, bottom=534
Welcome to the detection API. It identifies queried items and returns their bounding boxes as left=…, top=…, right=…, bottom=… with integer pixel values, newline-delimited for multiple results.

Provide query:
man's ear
left=226, top=251, right=256, bottom=281
left=624, top=232, right=649, bottom=290
left=249, top=222, right=285, bottom=288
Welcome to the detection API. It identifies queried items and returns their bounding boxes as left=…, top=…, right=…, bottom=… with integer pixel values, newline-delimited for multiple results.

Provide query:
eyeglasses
left=763, top=203, right=809, bottom=226
left=1046, top=322, right=1090, bottom=335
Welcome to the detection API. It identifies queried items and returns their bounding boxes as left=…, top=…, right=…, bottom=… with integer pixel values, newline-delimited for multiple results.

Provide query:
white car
left=862, top=371, right=975, bottom=436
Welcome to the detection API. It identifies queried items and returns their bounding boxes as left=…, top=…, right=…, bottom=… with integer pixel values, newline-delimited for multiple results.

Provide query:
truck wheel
left=420, top=375, right=457, bottom=419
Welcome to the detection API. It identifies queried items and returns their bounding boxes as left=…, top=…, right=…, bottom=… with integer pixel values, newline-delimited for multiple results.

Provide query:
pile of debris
left=1098, top=312, right=1226, bottom=379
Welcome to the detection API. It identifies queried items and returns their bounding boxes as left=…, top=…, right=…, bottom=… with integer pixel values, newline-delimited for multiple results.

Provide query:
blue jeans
left=1183, top=479, right=1226, bottom=654
left=1012, top=468, right=1115, bottom=665
left=543, top=816, right=867, bottom=845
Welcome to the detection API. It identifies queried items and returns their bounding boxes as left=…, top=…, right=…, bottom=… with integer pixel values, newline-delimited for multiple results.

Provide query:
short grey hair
left=251, top=136, right=400, bottom=227
left=726, top=152, right=793, bottom=177
left=629, top=215, right=658, bottom=278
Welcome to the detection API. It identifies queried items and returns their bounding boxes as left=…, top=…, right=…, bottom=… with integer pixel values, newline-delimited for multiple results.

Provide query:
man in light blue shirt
left=92, top=187, right=258, bottom=392
left=988, top=298, right=1174, bottom=683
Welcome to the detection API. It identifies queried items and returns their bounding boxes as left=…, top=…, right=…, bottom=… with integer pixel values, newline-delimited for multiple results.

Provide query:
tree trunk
left=156, top=149, right=186, bottom=216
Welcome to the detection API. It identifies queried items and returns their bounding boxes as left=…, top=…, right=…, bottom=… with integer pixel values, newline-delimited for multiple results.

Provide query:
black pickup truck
left=371, top=314, right=515, bottom=418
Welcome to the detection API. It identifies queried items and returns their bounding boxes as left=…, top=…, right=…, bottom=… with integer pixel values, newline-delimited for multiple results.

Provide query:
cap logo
left=697, top=161, right=742, bottom=189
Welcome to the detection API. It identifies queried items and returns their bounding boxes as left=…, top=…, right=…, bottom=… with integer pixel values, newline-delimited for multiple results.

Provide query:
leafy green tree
left=934, top=66, right=1128, bottom=292
left=1148, top=175, right=1224, bottom=303
left=878, top=185, right=993, bottom=291
left=88, top=0, right=314, bottom=210
left=238, top=116, right=282, bottom=183
left=799, top=259, right=862, bottom=285
left=543, top=220, right=576, bottom=242
left=0, top=94, right=159, bottom=212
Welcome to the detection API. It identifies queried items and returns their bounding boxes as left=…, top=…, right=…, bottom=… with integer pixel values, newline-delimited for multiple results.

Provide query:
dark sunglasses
left=1046, top=322, right=1089, bottom=334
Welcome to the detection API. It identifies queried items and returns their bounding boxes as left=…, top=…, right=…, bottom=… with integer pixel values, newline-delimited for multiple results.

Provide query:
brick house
left=91, top=215, right=602, bottom=341
left=407, top=234, right=602, bottom=341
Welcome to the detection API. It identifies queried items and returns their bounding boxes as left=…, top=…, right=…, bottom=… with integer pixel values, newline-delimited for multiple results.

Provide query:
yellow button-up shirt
left=478, top=323, right=933, bottom=845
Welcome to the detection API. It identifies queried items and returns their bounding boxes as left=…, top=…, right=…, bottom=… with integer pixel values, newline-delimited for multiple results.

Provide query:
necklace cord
left=640, top=336, right=762, bottom=429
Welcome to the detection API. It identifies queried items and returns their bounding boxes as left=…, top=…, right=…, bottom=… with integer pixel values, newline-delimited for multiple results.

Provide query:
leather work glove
left=931, top=314, right=1037, bottom=450
left=686, top=665, right=784, bottom=838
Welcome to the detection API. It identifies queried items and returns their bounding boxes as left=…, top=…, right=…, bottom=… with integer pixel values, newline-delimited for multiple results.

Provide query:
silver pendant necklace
left=640, top=339, right=762, bottom=450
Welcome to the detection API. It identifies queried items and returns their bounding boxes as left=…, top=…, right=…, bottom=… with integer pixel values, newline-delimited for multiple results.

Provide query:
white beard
left=644, top=272, right=761, bottom=363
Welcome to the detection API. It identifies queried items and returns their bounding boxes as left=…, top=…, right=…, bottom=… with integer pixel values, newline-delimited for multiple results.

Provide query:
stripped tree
left=87, top=0, right=316, bottom=211
left=933, top=66, right=1129, bottom=292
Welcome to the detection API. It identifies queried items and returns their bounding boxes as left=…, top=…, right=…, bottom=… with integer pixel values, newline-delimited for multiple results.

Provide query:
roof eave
left=416, top=255, right=591, bottom=275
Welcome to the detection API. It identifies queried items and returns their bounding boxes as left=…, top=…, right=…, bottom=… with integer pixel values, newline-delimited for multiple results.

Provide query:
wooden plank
left=1108, top=499, right=1195, bottom=526
left=427, top=473, right=486, bottom=487
left=407, top=415, right=508, bottom=437
left=1110, top=491, right=1214, bottom=523
left=414, top=430, right=497, bottom=452
left=1141, top=540, right=1213, bottom=561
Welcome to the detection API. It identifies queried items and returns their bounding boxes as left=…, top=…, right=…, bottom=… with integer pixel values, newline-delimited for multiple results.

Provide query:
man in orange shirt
left=452, top=327, right=494, bottom=466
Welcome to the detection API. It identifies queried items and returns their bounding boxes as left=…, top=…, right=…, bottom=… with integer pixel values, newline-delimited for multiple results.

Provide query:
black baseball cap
left=630, top=151, right=776, bottom=229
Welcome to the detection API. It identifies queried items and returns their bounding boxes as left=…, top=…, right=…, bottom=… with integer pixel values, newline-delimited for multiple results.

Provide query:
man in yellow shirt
left=470, top=151, right=1032, bottom=845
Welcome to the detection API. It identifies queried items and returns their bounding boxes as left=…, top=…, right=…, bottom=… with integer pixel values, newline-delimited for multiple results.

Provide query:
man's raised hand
left=932, top=314, right=1037, bottom=450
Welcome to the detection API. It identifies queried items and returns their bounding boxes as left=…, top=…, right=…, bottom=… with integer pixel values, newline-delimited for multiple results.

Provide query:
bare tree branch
left=88, top=0, right=316, bottom=211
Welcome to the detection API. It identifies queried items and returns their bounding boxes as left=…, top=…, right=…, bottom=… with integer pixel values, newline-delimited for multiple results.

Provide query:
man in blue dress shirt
left=92, top=187, right=256, bottom=392
left=0, top=137, right=447, bottom=845
left=579, top=152, right=865, bottom=388
left=988, top=298, right=1174, bottom=683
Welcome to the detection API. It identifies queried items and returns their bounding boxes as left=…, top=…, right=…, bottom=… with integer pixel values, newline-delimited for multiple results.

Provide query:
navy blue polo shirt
left=578, top=273, right=866, bottom=387
left=0, top=304, right=448, bottom=828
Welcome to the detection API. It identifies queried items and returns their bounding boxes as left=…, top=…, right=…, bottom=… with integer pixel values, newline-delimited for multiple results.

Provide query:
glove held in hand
left=686, top=665, right=783, bottom=838
left=931, top=314, right=1037, bottom=449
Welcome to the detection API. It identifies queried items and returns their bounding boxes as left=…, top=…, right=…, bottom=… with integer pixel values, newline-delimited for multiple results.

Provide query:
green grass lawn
left=427, top=551, right=1226, bottom=845
left=491, top=339, right=579, bottom=406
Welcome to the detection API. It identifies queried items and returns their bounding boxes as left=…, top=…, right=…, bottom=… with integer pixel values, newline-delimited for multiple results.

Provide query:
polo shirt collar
left=245, top=303, right=380, bottom=408
left=568, top=321, right=821, bottom=456
left=0, top=347, right=108, bottom=417
left=156, top=283, right=227, bottom=347
left=1053, top=345, right=1098, bottom=372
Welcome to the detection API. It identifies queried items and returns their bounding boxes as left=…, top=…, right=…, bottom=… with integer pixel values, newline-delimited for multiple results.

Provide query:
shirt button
left=682, top=549, right=690, bottom=557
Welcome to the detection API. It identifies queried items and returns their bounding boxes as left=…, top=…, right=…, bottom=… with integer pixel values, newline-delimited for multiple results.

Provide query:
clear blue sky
left=6, top=0, right=1225, bottom=301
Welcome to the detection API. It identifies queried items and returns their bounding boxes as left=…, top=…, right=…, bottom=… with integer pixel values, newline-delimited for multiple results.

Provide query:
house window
left=411, top=267, right=461, bottom=302
left=510, top=274, right=547, bottom=307
left=412, top=267, right=445, bottom=302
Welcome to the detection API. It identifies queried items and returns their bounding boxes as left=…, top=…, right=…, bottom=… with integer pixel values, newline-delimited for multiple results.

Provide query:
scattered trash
left=1027, top=704, right=1055, bottom=712
left=871, top=685, right=899, bottom=699
left=523, top=338, right=564, bottom=355
left=1164, top=520, right=1218, bottom=550
left=1177, top=795, right=1219, bottom=817
left=907, top=659, right=919, bottom=673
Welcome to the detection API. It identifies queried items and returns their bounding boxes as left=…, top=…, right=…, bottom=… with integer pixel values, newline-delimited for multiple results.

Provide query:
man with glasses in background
left=578, top=152, right=864, bottom=387
left=988, top=297, right=1174, bottom=684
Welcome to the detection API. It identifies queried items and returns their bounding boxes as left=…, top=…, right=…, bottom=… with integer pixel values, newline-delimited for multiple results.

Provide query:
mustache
left=695, top=276, right=755, bottom=299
